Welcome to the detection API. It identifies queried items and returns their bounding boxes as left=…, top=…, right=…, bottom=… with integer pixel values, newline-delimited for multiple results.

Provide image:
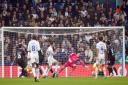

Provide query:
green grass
left=0, top=77, right=128, bottom=85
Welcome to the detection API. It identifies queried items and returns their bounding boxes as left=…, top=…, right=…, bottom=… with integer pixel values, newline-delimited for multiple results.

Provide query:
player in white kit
left=27, top=35, right=40, bottom=82
left=45, top=39, right=59, bottom=78
left=95, top=36, right=107, bottom=78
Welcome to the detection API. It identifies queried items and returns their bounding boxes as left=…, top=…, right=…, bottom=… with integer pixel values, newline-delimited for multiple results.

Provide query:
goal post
left=0, top=26, right=126, bottom=78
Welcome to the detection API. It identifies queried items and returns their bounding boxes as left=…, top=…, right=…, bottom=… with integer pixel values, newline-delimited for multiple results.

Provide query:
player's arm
left=45, top=49, right=48, bottom=61
left=51, top=47, right=56, bottom=56
left=27, top=41, right=30, bottom=52
left=89, top=50, right=93, bottom=62
left=96, top=44, right=99, bottom=59
left=104, top=44, right=107, bottom=61
left=84, top=50, right=87, bottom=57
left=27, top=42, right=31, bottom=60
left=37, top=41, right=43, bottom=56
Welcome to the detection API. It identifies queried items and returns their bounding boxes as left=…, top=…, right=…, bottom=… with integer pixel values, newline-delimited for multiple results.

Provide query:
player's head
left=18, top=43, right=22, bottom=48
left=32, top=35, right=37, bottom=40
left=48, top=38, right=54, bottom=45
left=106, top=40, right=111, bottom=45
left=98, top=36, right=103, bottom=41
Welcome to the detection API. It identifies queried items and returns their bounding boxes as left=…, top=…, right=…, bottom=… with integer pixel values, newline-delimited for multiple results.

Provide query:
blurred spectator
left=84, top=45, right=93, bottom=63
left=57, top=44, right=67, bottom=64
left=115, top=6, right=122, bottom=14
left=0, top=0, right=127, bottom=27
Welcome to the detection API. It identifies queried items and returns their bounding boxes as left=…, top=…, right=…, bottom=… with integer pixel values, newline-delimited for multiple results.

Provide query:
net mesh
left=1, top=27, right=124, bottom=77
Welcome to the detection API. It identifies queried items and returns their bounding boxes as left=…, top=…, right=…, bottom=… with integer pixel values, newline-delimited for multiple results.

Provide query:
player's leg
left=69, top=64, right=76, bottom=76
left=102, top=58, right=106, bottom=78
left=78, top=59, right=88, bottom=69
left=32, top=63, right=37, bottom=81
left=45, top=58, right=53, bottom=77
left=53, top=59, right=59, bottom=72
left=58, top=61, right=69, bottom=74
left=107, top=65, right=113, bottom=77
left=35, top=57, right=40, bottom=81
left=51, top=58, right=60, bottom=78
left=58, top=65, right=66, bottom=74
left=31, top=58, right=36, bottom=79
left=95, top=58, right=99, bottom=78
left=31, top=63, right=40, bottom=82
left=112, top=65, right=118, bottom=76
left=35, top=63, right=40, bottom=82
left=31, top=54, right=40, bottom=82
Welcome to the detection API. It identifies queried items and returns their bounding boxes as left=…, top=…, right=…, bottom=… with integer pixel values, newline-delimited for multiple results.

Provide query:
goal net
left=0, top=27, right=126, bottom=78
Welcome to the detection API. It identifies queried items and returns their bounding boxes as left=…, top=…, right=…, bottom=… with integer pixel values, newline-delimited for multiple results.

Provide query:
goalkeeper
left=57, top=52, right=88, bottom=76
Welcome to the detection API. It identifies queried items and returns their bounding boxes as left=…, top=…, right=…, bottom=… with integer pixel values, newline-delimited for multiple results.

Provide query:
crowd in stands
left=0, top=0, right=128, bottom=27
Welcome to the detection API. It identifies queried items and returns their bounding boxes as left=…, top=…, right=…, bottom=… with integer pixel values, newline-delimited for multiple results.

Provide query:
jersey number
left=32, top=45, right=35, bottom=51
left=100, top=46, right=104, bottom=54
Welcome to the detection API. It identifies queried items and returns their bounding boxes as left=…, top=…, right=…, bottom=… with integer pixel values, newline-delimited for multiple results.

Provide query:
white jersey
left=27, top=39, right=40, bottom=65
left=46, top=45, right=57, bottom=66
left=46, top=45, right=54, bottom=58
left=96, top=41, right=106, bottom=64
left=96, top=41, right=106, bottom=55
left=27, top=40, right=40, bottom=54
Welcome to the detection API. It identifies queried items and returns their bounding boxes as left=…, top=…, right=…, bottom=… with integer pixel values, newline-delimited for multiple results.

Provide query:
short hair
left=106, top=40, right=111, bottom=45
left=99, top=36, right=103, bottom=41
left=48, top=38, right=54, bottom=45
left=32, top=35, right=37, bottom=40
left=18, top=43, right=22, bottom=48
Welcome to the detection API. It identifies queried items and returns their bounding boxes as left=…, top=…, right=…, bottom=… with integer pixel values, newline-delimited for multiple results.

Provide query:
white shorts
left=96, top=54, right=105, bottom=65
left=47, top=57, right=57, bottom=66
left=28, top=53, right=39, bottom=67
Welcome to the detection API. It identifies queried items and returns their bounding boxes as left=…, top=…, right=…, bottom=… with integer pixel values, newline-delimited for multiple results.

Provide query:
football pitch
left=0, top=77, right=128, bottom=85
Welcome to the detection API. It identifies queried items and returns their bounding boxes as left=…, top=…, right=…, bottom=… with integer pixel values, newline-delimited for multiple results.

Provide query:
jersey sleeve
left=96, top=43, right=99, bottom=49
left=104, top=43, right=107, bottom=50
left=27, top=42, right=31, bottom=52
left=50, top=47, right=54, bottom=55
left=37, top=41, right=41, bottom=51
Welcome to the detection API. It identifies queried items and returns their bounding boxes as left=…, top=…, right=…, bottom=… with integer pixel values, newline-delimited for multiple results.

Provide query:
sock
left=46, top=67, right=51, bottom=76
left=95, top=67, right=98, bottom=78
left=35, top=68, right=40, bottom=79
left=32, top=68, right=36, bottom=77
left=54, top=64, right=58, bottom=73
left=103, top=67, right=106, bottom=77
